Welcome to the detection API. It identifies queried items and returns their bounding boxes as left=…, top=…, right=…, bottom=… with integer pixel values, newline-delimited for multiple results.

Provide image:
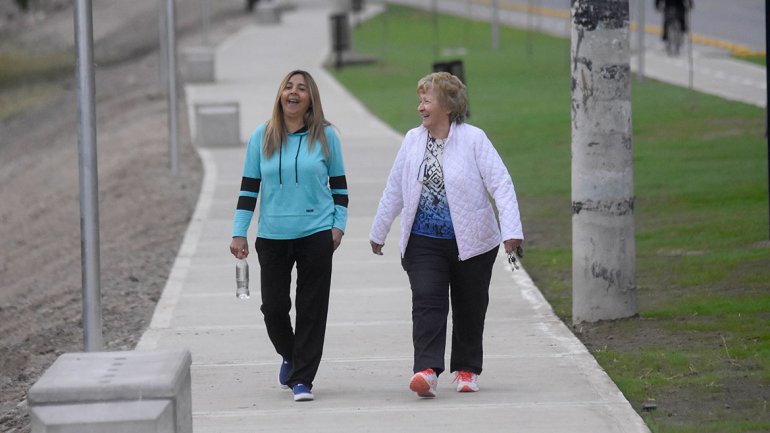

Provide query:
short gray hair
left=417, top=71, right=468, bottom=124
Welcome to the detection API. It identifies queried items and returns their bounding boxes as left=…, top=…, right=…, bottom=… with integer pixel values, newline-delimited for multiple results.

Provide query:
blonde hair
left=263, top=70, right=331, bottom=159
left=417, top=71, right=468, bottom=124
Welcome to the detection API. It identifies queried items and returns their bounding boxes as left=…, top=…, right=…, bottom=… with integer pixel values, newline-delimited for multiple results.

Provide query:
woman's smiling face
left=418, top=87, right=450, bottom=134
left=281, top=73, right=310, bottom=118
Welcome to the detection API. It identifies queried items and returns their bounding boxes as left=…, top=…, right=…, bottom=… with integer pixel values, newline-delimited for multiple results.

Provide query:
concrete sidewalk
left=137, top=2, right=651, bottom=431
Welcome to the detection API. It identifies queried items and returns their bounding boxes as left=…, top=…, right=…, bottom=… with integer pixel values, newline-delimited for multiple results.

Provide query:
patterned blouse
left=410, top=133, right=455, bottom=239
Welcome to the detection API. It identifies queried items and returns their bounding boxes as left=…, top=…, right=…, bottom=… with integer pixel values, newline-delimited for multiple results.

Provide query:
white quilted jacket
left=370, top=122, right=523, bottom=260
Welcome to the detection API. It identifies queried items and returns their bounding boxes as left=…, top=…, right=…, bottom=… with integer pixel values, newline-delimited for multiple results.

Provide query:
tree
left=570, top=0, right=637, bottom=323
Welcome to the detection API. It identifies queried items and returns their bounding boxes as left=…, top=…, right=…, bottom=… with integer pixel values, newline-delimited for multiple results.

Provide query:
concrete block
left=274, top=0, right=298, bottom=13
left=254, top=3, right=281, bottom=24
left=181, top=46, right=215, bottom=83
left=30, top=400, right=174, bottom=433
left=194, top=102, right=241, bottom=148
left=28, top=350, right=192, bottom=433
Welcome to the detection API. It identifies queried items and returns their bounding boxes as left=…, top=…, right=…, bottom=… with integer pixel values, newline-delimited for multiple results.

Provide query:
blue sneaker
left=292, top=383, right=314, bottom=402
left=278, top=358, right=292, bottom=389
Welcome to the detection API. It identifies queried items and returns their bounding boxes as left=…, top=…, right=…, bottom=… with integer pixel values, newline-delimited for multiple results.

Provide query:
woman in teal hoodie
left=229, top=70, right=348, bottom=402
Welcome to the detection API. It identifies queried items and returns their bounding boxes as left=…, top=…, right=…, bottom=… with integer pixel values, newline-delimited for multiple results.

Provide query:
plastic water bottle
left=235, top=259, right=250, bottom=300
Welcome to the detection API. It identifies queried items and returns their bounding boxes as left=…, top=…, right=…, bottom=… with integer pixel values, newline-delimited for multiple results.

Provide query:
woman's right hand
left=370, top=240, right=384, bottom=256
left=230, top=237, right=249, bottom=259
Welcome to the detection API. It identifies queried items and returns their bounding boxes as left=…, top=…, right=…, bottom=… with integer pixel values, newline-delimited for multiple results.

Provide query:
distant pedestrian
left=230, top=70, right=349, bottom=402
left=246, top=0, right=260, bottom=12
left=369, top=71, right=523, bottom=398
left=655, top=0, right=693, bottom=41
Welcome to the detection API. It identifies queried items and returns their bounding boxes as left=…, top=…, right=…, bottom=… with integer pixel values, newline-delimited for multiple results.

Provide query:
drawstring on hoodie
left=278, top=133, right=304, bottom=189
left=278, top=142, right=283, bottom=189
left=294, top=135, right=302, bottom=185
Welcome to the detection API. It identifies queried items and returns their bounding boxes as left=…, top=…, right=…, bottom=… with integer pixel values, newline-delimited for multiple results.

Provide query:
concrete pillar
left=570, top=0, right=637, bottom=324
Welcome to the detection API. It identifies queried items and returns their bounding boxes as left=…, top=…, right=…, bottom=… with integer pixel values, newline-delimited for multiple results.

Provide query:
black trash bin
left=330, top=13, right=351, bottom=69
left=432, top=60, right=465, bottom=84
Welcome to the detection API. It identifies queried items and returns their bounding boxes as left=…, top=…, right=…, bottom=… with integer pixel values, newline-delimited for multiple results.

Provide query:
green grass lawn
left=330, top=5, right=770, bottom=432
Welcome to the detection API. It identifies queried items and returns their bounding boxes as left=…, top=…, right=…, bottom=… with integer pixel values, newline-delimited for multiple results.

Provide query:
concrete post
left=570, top=0, right=637, bottom=324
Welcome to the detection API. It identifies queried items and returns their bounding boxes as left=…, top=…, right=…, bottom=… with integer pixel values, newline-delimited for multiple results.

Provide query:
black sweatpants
left=401, top=234, right=498, bottom=376
left=255, top=229, right=334, bottom=389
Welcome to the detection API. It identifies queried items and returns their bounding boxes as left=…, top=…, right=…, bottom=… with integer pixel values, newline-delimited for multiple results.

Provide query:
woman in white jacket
left=370, top=72, right=523, bottom=398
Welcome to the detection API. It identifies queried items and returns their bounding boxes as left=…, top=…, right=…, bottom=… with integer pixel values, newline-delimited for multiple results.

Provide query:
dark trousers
left=401, top=234, right=498, bottom=376
left=255, top=230, right=333, bottom=389
left=662, top=4, right=687, bottom=40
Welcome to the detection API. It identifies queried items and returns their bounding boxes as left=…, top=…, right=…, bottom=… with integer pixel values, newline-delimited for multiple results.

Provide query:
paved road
left=136, top=1, right=653, bottom=432
left=522, top=0, right=765, bottom=53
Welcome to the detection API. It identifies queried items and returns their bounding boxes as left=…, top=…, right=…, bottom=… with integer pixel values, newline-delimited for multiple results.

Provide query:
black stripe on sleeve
left=332, top=194, right=349, bottom=208
left=240, top=177, right=261, bottom=193
left=237, top=196, right=257, bottom=211
left=329, top=175, right=347, bottom=190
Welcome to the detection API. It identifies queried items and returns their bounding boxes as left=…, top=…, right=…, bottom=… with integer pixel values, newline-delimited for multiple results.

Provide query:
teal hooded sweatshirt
left=232, top=122, right=348, bottom=240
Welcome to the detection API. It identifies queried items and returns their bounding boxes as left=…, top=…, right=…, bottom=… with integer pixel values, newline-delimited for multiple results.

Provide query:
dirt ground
left=0, top=1, right=251, bottom=431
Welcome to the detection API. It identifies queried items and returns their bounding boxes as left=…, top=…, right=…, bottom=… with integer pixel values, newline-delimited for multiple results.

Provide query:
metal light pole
left=491, top=0, right=500, bottom=50
left=526, top=0, right=534, bottom=55
left=158, top=0, right=168, bottom=89
left=687, top=9, right=693, bottom=89
left=636, top=0, right=645, bottom=80
left=165, top=0, right=179, bottom=174
left=766, top=0, right=769, bottom=239
left=200, top=0, right=210, bottom=45
left=432, top=0, right=438, bottom=60
left=73, top=0, right=103, bottom=351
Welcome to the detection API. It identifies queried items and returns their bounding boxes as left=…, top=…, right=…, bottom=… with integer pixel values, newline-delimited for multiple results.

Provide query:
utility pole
left=73, top=0, right=103, bottom=351
left=570, top=0, right=637, bottom=324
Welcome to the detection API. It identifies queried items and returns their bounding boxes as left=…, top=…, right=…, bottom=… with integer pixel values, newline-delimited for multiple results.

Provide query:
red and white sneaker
left=454, top=370, right=479, bottom=392
left=409, top=368, right=438, bottom=398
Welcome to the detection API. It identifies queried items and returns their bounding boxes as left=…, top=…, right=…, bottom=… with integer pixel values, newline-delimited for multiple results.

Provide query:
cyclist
left=655, top=0, right=693, bottom=43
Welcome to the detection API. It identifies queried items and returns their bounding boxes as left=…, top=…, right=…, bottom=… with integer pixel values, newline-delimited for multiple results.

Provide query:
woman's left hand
left=332, top=228, right=344, bottom=251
